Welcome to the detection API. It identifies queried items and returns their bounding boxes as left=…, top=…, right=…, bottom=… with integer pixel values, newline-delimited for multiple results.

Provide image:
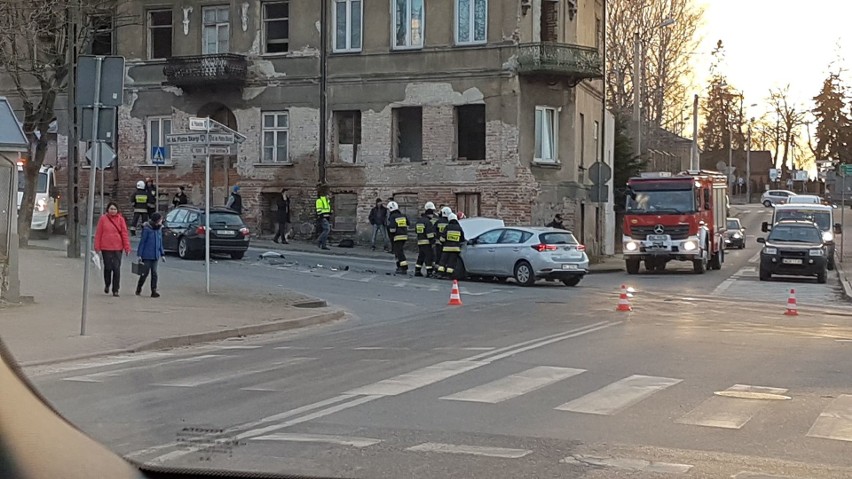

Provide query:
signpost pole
left=155, top=162, right=159, bottom=213
left=100, top=159, right=105, bottom=214
left=842, top=168, right=846, bottom=263
left=205, top=125, right=211, bottom=294
left=81, top=56, right=103, bottom=336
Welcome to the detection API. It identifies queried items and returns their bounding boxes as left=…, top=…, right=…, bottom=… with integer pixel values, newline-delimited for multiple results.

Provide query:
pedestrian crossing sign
left=152, top=146, right=166, bottom=165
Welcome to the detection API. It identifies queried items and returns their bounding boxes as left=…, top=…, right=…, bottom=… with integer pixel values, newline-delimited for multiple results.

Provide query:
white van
left=762, top=203, right=840, bottom=270
left=16, top=163, right=66, bottom=237
left=786, top=195, right=822, bottom=205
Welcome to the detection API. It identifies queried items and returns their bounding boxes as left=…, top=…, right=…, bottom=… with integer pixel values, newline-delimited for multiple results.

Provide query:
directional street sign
left=85, top=143, right=116, bottom=170
left=191, top=146, right=234, bottom=156
left=151, top=146, right=167, bottom=165
left=842, top=164, right=852, bottom=176
left=166, top=132, right=236, bottom=145
left=189, top=117, right=211, bottom=131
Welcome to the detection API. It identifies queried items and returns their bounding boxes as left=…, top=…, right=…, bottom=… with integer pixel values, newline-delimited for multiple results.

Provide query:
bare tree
left=699, top=41, right=746, bottom=154
left=768, top=86, right=808, bottom=178
left=0, top=0, right=120, bottom=246
left=605, top=0, right=704, bottom=138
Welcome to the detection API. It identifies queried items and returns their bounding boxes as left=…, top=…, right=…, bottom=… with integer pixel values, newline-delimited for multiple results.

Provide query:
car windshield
left=727, top=220, right=740, bottom=229
left=539, top=232, right=578, bottom=245
left=768, top=225, right=822, bottom=243
left=17, top=172, right=48, bottom=193
left=775, top=211, right=831, bottom=230
left=626, top=189, right=695, bottom=214
left=206, top=212, right=244, bottom=227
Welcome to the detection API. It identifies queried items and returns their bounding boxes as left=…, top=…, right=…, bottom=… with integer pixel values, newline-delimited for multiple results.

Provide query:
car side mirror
left=835, top=223, right=843, bottom=234
left=467, top=239, right=477, bottom=246
left=756, top=238, right=766, bottom=244
left=761, top=222, right=769, bottom=233
left=742, top=226, right=747, bottom=230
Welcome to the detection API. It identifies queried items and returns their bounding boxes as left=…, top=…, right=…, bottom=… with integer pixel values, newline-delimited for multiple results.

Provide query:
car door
left=162, top=209, right=186, bottom=250
left=493, top=229, right=532, bottom=275
left=462, top=229, right=503, bottom=274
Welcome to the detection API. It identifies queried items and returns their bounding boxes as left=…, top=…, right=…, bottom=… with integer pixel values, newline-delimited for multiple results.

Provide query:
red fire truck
left=622, top=171, right=729, bottom=274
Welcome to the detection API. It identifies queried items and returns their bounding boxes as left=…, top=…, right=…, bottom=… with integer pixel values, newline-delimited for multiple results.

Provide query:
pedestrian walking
left=316, top=186, right=332, bottom=250
left=94, top=201, right=131, bottom=296
left=368, top=198, right=389, bottom=251
left=136, top=212, right=165, bottom=298
left=387, top=201, right=409, bottom=274
left=415, top=202, right=436, bottom=277
left=131, top=180, right=149, bottom=236
left=439, top=213, right=464, bottom=279
left=226, top=185, right=243, bottom=215
left=172, top=186, right=188, bottom=209
left=273, top=188, right=291, bottom=244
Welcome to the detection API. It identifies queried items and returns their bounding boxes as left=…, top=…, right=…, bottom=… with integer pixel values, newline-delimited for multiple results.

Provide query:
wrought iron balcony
left=163, top=54, right=248, bottom=89
left=516, top=42, right=602, bottom=84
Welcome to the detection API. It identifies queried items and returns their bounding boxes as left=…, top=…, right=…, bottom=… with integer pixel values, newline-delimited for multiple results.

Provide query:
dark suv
left=162, top=206, right=251, bottom=260
left=758, top=220, right=827, bottom=283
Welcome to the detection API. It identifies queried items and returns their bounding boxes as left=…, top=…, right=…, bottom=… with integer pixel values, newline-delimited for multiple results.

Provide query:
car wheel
left=763, top=200, right=772, bottom=207
left=817, top=270, right=827, bottom=284
left=828, top=257, right=836, bottom=271
left=709, top=249, right=722, bottom=270
left=693, top=251, right=707, bottom=274
left=562, top=276, right=582, bottom=287
left=230, top=251, right=245, bottom=260
left=178, top=237, right=192, bottom=260
left=626, top=259, right=640, bottom=274
left=513, top=260, right=536, bottom=286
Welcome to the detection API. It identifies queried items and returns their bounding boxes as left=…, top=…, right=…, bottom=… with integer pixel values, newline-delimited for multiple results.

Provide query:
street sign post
left=85, top=143, right=116, bottom=215
left=190, top=145, right=233, bottom=156
left=166, top=132, right=235, bottom=145
left=189, top=117, right=211, bottom=131
left=152, top=147, right=167, bottom=212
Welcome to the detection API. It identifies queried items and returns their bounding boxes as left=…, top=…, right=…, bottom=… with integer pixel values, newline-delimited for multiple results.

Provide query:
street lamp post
left=746, top=122, right=752, bottom=202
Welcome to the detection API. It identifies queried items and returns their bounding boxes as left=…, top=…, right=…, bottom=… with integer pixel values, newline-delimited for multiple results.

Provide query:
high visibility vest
left=316, top=196, right=331, bottom=217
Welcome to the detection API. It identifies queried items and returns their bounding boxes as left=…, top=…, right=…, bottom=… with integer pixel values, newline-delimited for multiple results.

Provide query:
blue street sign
left=151, top=146, right=166, bottom=165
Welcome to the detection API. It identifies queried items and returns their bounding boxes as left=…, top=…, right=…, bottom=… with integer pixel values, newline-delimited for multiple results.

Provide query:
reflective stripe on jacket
left=387, top=210, right=408, bottom=242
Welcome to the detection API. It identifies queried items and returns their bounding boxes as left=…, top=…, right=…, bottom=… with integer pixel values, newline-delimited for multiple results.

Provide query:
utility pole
left=746, top=123, right=752, bottom=203
left=66, top=2, right=81, bottom=258
left=691, top=94, right=698, bottom=170
left=318, top=0, right=328, bottom=185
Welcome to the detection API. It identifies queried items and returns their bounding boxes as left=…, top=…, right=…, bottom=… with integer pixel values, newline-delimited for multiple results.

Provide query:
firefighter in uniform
left=386, top=201, right=409, bottom=274
left=440, top=213, right=464, bottom=279
left=414, top=202, right=437, bottom=277
left=131, top=180, right=150, bottom=236
left=434, top=206, right=452, bottom=276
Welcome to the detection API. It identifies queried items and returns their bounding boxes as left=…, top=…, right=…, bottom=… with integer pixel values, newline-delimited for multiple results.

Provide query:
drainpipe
left=318, top=0, right=328, bottom=185
left=598, top=0, right=607, bottom=256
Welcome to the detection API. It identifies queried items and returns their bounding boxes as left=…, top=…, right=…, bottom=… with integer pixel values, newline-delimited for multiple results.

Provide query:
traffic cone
left=448, top=280, right=463, bottom=306
left=784, top=288, right=798, bottom=316
left=616, top=284, right=633, bottom=312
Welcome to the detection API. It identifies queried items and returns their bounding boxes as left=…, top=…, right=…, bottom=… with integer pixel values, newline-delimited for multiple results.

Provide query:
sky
left=692, top=0, right=852, bottom=119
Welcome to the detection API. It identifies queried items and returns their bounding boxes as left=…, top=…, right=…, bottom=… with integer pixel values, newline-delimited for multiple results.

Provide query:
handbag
left=131, top=259, right=148, bottom=276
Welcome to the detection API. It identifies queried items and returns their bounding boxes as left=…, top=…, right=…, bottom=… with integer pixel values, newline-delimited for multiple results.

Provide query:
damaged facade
left=104, top=0, right=606, bottom=249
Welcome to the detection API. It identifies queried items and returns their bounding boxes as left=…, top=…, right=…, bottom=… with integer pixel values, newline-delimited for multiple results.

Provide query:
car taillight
left=532, top=244, right=558, bottom=252
left=577, top=244, right=586, bottom=252
left=196, top=226, right=206, bottom=235
left=240, top=227, right=250, bottom=237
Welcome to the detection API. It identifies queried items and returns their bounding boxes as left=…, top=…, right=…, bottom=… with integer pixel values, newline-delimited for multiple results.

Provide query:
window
left=534, top=106, right=558, bottom=163
left=332, top=193, right=357, bottom=231
left=456, top=192, right=480, bottom=217
left=148, top=10, right=173, bottom=59
left=393, top=107, right=422, bottom=162
left=456, top=105, right=486, bottom=161
left=147, top=117, right=172, bottom=163
left=262, top=112, right=289, bottom=163
left=476, top=229, right=503, bottom=244
left=540, top=0, right=558, bottom=42
left=334, top=111, right=361, bottom=163
left=333, top=0, right=362, bottom=52
left=593, top=120, right=600, bottom=162
left=455, top=0, right=487, bottom=45
left=202, top=6, right=230, bottom=54
left=579, top=113, right=585, bottom=168
left=263, top=2, right=289, bottom=53
left=89, top=15, right=113, bottom=55
left=498, top=229, right=530, bottom=244
left=595, top=16, right=602, bottom=50
left=393, top=0, right=424, bottom=49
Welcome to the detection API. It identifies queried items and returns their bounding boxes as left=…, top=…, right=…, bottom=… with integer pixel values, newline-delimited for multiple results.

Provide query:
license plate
left=648, top=235, right=669, bottom=241
left=782, top=258, right=803, bottom=265
left=562, top=264, right=579, bottom=270
left=216, top=230, right=236, bottom=236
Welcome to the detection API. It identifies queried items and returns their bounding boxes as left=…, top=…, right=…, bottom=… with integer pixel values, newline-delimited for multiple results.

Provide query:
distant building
left=700, top=150, right=773, bottom=194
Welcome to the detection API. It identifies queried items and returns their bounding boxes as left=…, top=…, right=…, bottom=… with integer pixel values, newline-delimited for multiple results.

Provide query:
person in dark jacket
left=172, top=186, right=188, bottom=209
left=546, top=214, right=565, bottom=229
left=136, top=212, right=165, bottom=298
left=273, top=189, right=291, bottom=244
left=226, top=185, right=243, bottom=215
left=368, top=198, right=389, bottom=251
left=414, top=202, right=437, bottom=277
left=439, top=213, right=465, bottom=280
left=145, top=179, right=157, bottom=215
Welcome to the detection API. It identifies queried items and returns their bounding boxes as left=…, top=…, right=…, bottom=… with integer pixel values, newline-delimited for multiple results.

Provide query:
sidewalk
left=0, top=248, right=344, bottom=366
left=834, top=207, right=852, bottom=300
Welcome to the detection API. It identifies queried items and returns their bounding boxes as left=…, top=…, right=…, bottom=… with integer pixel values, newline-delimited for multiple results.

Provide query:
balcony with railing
left=516, top=43, right=602, bottom=84
left=163, top=54, right=248, bottom=89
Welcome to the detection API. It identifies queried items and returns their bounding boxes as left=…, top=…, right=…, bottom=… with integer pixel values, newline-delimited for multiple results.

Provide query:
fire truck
left=622, top=170, right=729, bottom=274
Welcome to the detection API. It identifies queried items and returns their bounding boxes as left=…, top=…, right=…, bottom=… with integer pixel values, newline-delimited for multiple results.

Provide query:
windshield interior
left=539, top=232, right=578, bottom=244
left=207, top=212, right=245, bottom=227
left=17, top=172, right=48, bottom=193
left=727, top=220, right=740, bottom=229
left=774, top=211, right=830, bottom=230
left=626, top=189, right=695, bottom=214
left=768, top=225, right=822, bottom=243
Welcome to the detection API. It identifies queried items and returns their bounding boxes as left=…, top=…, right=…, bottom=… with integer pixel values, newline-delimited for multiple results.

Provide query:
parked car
left=457, top=223, right=589, bottom=287
left=785, top=195, right=822, bottom=205
left=761, top=190, right=796, bottom=207
left=725, top=217, right=746, bottom=249
left=758, top=219, right=827, bottom=283
left=162, top=206, right=251, bottom=259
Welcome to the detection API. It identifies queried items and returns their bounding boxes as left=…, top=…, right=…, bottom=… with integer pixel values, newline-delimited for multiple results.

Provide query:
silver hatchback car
left=458, top=226, right=589, bottom=286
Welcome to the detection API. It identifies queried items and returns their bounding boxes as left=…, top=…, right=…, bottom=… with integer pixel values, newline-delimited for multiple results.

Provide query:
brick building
left=58, top=1, right=608, bottom=247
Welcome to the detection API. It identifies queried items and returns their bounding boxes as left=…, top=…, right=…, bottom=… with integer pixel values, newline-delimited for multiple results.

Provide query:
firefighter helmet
left=136, top=180, right=146, bottom=189
left=424, top=201, right=436, bottom=211
left=448, top=213, right=458, bottom=221
left=441, top=206, right=453, bottom=217
left=387, top=201, right=399, bottom=212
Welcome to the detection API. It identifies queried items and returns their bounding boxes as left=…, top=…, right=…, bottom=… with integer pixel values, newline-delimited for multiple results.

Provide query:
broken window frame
left=147, top=117, right=172, bottom=164
left=147, top=9, right=173, bottom=60
left=392, top=107, right=423, bottom=163
left=455, top=104, right=486, bottom=161
left=334, top=110, right=361, bottom=163
left=392, top=0, right=424, bottom=49
left=455, top=0, right=487, bottom=45
left=263, top=1, right=290, bottom=54
left=202, top=5, right=230, bottom=54
left=455, top=192, right=481, bottom=217
left=333, top=0, right=363, bottom=53
left=261, top=111, right=290, bottom=164
left=88, top=14, right=113, bottom=55
left=534, top=106, right=559, bottom=164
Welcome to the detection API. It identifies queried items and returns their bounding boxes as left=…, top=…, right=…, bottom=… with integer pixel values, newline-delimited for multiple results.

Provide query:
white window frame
left=147, top=9, right=173, bottom=60
left=147, top=116, right=172, bottom=164
left=534, top=106, right=559, bottom=164
left=333, top=0, right=363, bottom=53
left=455, top=0, right=488, bottom=45
left=262, top=1, right=289, bottom=54
left=391, top=0, right=424, bottom=50
left=261, top=111, right=290, bottom=164
left=202, top=5, right=230, bottom=54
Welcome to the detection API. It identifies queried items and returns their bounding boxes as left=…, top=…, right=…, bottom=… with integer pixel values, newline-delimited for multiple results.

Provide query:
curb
left=252, top=240, right=399, bottom=260
left=19, top=309, right=345, bottom=368
left=835, top=261, right=852, bottom=301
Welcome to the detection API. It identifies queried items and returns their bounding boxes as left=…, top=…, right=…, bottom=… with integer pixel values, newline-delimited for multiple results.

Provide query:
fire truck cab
left=623, top=171, right=729, bottom=274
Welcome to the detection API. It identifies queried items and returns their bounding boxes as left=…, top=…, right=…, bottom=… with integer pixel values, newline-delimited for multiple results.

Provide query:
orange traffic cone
left=616, top=284, right=633, bottom=312
left=448, top=280, right=463, bottom=306
left=784, top=288, right=798, bottom=316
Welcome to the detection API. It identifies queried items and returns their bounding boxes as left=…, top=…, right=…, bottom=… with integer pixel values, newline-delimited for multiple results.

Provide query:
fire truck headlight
left=682, top=240, right=697, bottom=252
left=625, top=241, right=638, bottom=252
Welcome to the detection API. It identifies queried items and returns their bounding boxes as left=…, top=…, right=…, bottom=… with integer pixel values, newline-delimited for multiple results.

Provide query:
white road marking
left=273, top=346, right=312, bottom=350
left=63, top=355, right=229, bottom=383
left=353, top=347, right=410, bottom=351
left=433, top=347, right=495, bottom=352
left=465, top=322, right=615, bottom=362
left=216, top=345, right=262, bottom=350
left=359, top=276, right=374, bottom=283
left=806, top=394, right=852, bottom=442
left=555, top=374, right=682, bottom=415
left=405, top=442, right=532, bottom=459
left=428, top=284, right=441, bottom=292
left=234, top=395, right=381, bottom=440
left=677, top=384, right=790, bottom=429
left=394, top=281, right=408, bottom=287
left=482, top=322, right=619, bottom=363
left=562, top=455, right=693, bottom=474
left=345, top=360, right=488, bottom=396
left=713, top=278, right=735, bottom=295
left=28, top=351, right=175, bottom=377
left=151, top=357, right=314, bottom=388
left=441, top=366, right=586, bottom=404
left=251, top=433, right=381, bottom=448
left=749, top=252, right=761, bottom=263
left=329, top=271, right=348, bottom=278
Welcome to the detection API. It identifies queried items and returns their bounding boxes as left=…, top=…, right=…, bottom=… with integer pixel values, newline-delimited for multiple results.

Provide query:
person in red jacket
left=94, top=202, right=132, bottom=296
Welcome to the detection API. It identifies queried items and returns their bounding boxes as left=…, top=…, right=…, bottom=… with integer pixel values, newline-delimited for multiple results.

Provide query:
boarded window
left=334, top=110, right=361, bottom=163
left=393, top=107, right=422, bottom=162
left=456, top=192, right=480, bottom=217
left=456, top=105, right=486, bottom=161
left=332, top=193, right=357, bottom=231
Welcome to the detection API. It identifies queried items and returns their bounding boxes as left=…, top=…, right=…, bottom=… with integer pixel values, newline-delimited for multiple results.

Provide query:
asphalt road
left=21, top=205, right=852, bottom=478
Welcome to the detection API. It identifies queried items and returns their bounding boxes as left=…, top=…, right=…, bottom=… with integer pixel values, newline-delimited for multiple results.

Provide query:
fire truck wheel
left=693, top=254, right=707, bottom=274
left=709, top=250, right=722, bottom=270
left=626, top=259, right=640, bottom=274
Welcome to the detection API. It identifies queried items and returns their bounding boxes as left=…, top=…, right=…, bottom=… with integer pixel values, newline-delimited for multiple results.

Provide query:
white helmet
left=441, top=206, right=453, bottom=217
left=136, top=180, right=146, bottom=189
left=424, top=201, right=435, bottom=211
left=448, top=213, right=458, bottom=221
left=387, top=201, right=399, bottom=212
